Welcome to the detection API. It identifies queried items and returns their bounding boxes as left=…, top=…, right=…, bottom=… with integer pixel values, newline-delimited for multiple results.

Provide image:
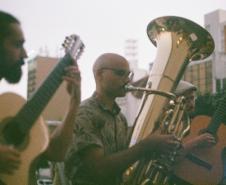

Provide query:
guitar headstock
left=62, top=34, right=85, bottom=61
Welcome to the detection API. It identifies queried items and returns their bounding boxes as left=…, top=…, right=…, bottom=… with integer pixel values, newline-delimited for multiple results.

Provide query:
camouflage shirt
left=65, top=93, right=129, bottom=185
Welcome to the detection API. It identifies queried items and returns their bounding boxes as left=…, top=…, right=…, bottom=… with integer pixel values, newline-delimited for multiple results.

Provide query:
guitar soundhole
left=2, top=118, right=28, bottom=148
left=0, top=179, right=6, bottom=185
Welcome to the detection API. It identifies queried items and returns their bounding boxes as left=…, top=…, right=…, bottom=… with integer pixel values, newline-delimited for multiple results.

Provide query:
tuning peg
left=62, top=36, right=75, bottom=50
left=62, top=34, right=85, bottom=62
left=75, top=49, right=84, bottom=60
left=62, top=42, right=67, bottom=49
left=70, top=34, right=79, bottom=40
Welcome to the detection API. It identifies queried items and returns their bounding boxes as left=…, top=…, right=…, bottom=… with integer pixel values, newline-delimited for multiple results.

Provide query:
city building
left=183, top=60, right=212, bottom=94
left=119, top=9, right=226, bottom=125
left=184, top=9, right=226, bottom=94
left=27, top=56, right=70, bottom=123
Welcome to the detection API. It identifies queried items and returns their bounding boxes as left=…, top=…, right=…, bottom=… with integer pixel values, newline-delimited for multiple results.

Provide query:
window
left=223, top=78, right=226, bottom=90
left=216, top=79, right=221, bottom=92
left=224, top=25, right=226, bottom=53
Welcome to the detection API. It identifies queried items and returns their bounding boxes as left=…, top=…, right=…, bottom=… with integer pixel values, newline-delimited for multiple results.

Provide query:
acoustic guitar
left=0, top=35, right=84, bottom=185
left=173, top=97, right=226, bottom=185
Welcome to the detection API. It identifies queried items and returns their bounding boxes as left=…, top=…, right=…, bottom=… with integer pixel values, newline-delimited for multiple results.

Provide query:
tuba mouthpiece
left=125, top=85, right=176, bottom=99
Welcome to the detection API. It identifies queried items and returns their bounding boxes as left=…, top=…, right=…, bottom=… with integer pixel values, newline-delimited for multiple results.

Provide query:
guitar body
left=0, top=93, right=49, bottom=185
left=173, top=115, right=226, bottom=185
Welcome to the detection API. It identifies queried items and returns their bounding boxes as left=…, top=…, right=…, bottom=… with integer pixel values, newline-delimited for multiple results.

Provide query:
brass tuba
left=124, top=16, right=214, bottom=185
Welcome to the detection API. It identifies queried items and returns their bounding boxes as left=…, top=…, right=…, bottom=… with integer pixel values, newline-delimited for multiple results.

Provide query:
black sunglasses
left=101, top=67, right=134, bottom=79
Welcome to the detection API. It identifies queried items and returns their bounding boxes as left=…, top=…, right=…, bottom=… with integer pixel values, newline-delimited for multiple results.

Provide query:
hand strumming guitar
left=0, top=145, right=20, bottom=174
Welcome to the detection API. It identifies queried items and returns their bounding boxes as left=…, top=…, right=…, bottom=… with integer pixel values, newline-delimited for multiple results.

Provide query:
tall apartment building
left=184, top=9, right=226, bottom=94
left=183, top=60, right=213, bottom=94
left=27, top=56, right=70, bottom=123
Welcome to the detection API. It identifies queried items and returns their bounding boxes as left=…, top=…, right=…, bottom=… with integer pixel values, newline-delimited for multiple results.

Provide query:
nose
left=22, top=47, right=28, bottom=59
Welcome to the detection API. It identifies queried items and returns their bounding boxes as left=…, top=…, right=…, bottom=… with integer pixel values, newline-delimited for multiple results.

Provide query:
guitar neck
left=3, top=35, right=84, bottom=145
left=15, top=54, right=72, bottom=132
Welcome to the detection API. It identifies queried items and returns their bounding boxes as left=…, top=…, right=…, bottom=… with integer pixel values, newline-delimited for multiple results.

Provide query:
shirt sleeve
left=72, top=105, right=104, bottom=153
left=64, top=105, right=104, bottom=180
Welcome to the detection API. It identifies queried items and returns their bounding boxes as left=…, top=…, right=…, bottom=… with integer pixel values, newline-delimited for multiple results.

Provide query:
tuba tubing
left=125, top=85, right=176, bottom=99
left=124, top=16, right=215, bottom=185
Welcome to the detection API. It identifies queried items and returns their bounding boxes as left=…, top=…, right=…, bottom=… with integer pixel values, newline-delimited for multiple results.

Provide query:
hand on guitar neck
left=64, top=63, right=81, bottom=106
left=44, top=57, right=82, bottom=162
left=63, top=35, right=83, bottom=110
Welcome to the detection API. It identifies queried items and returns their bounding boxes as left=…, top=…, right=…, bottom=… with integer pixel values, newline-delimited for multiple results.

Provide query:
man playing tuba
left=64, top=53, right=180, bottom=185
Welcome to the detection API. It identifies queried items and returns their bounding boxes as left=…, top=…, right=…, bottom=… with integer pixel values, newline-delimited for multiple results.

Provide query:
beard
left=0, top=59, right=24, bottom=84
left=106, top=86, right=126, bottom=98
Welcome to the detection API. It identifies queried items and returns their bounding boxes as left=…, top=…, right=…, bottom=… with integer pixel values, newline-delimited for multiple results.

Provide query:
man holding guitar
left=169, top=81, right=216, bottom=185
left=130, top=78, right=217, bottom=185
left=175, top=81, right=216, bottom=153
left=0, top=10, right=81, bottom=182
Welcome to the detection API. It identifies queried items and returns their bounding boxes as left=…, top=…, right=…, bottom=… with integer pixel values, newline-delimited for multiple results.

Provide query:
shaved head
left=93, top=53, right=128, bottom=76
left=92, top=53, right=130, bottom=98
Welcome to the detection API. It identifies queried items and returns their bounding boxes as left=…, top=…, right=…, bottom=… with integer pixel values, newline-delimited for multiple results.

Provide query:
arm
left=81, top=133, right=179, bottom=184
left=44, top=65, right=81, bottom=161
left=182, top=133, right=216, bottom=154
left=0, top=145, right=21, bottom=174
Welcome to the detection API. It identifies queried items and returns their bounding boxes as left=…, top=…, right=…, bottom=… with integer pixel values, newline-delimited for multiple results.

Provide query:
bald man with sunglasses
left=64, top=53, right=179, bottom=185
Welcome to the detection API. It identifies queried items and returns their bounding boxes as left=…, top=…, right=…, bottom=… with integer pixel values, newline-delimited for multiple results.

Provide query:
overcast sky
left=0, top=0, right=226, bottom=99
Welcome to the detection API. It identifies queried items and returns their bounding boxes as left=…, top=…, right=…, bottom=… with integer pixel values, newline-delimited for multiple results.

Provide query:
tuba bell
left=124, top=16, right=214, bottom=185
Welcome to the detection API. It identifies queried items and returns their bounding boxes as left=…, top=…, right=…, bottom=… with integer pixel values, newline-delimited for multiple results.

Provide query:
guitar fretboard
left=15, top=54, right=72, bottom=133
